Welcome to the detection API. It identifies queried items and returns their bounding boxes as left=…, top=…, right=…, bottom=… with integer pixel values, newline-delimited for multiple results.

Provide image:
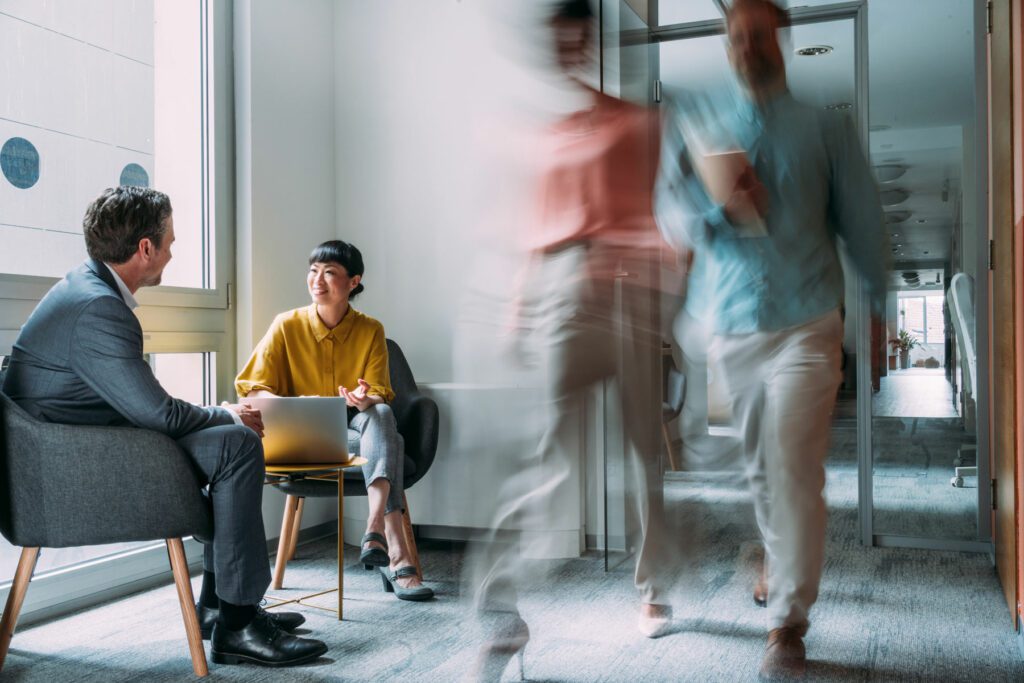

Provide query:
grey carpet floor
left=3, top=468, right=1021, bottom=682
left=827, top=418, right=978, bottom=540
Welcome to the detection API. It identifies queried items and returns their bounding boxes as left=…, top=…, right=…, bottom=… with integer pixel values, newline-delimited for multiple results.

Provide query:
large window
left=899, top=294, right=946, bottom=344
left=0, top=0, right=212, bottom=288
left=0, top=0, right=233, bottom=623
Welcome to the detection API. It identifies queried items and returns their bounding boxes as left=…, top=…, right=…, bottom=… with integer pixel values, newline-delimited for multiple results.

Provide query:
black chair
left=269, top=339, right=439, bottom=588
left=0, top=369, right=211, bottom=677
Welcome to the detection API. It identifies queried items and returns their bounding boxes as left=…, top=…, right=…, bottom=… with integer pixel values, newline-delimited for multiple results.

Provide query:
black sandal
left=360, top=532, right=389, bottom=568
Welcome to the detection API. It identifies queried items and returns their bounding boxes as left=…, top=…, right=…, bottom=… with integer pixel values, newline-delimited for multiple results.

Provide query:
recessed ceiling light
left=796, top=45, right=833, bottom=56
left=892, top=233, right=900, bottom=237
left=875, top=164, right=907, bottom=182
left=824, top=102, right=853, bottom=111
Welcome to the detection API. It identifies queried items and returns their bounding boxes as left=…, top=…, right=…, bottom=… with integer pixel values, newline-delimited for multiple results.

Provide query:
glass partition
left=868, top=0, right=980, bottom=542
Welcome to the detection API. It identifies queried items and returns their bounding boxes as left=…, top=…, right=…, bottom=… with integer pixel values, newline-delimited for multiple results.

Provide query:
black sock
left=218, top=600, right=258, bottom=631
left=198, top=571, right=219, bottom=609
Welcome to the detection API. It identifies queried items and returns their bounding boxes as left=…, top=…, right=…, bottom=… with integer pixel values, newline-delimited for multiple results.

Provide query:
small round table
left=264, top=458, right=367, bottom=620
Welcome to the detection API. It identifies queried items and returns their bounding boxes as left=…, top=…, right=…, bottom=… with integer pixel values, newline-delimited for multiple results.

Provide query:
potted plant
left=888, top=329, right=919, bottom=370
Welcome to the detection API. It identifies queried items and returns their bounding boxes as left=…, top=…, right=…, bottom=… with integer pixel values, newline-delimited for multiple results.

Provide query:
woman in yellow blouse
left=236, top=240, right=432, bottom=601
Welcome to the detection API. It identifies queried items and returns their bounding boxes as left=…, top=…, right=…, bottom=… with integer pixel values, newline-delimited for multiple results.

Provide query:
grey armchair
left=0, top=370, right=212, bottom=676
left=268, top=339, right=439, bottom=588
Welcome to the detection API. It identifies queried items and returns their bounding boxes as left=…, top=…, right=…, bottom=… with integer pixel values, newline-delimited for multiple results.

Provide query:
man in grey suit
left=2, top=186, right=327, bottom=667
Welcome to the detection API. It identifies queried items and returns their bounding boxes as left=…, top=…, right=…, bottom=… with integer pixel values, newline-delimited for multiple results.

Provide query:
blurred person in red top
left=467, top=1, right=686, bottom=679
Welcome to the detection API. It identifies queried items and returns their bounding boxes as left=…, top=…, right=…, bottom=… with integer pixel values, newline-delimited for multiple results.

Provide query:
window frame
left=898, top=293, right=946, bottom=346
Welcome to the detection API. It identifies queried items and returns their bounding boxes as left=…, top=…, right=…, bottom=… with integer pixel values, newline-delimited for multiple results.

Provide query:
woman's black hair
left=552, top=0, right=594, bottom=21
left=309, top=240, right=365, bottom=299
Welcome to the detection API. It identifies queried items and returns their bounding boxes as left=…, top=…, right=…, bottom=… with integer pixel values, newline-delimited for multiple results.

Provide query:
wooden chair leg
left=287, top=497, right=305, bottom=561
left=166, top=539, right=208, bottom=677
left=272, top=495, right=300, bottom=590
left=661, top=423, right=679, bottom=472
left=0, top=547, right=39, bottom=672
left=400, top=493, right=423, bottom=581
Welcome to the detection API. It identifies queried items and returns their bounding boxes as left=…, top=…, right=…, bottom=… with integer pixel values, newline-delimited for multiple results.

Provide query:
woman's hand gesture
left=339, top=378, right=375, bottom=411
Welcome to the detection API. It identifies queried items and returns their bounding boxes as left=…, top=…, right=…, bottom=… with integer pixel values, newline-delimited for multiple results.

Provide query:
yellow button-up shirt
left=235, top=304, right=394, bottom=402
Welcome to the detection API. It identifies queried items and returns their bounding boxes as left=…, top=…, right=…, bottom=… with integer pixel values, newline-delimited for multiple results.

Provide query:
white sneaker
left=637, top=605, right=672, bottom=639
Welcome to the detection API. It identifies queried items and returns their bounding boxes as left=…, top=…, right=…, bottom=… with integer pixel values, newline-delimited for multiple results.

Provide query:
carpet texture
left=2, top=467, right=1020, bottom=682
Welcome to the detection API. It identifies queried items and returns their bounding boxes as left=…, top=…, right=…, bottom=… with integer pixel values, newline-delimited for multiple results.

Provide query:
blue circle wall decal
left=1, top=137, right=41, bottom=189
left=119, top=163, right=149, bottom=187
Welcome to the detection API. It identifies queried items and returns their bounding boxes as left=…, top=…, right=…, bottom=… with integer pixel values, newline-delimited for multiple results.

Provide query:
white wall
left=331, top=0, right=615, bottom=554
left=235, top=0, right=338, bottom=532
left=332, top=1, right=492, bottom=382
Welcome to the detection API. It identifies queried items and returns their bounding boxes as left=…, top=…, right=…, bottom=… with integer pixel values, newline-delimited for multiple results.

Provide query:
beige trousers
left=712, top=309, right=843, bottom=630
left=474, top=242, right=669, bottom=612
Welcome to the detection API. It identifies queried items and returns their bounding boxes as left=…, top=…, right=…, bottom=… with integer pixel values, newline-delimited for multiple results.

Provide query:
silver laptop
left=244, top=396, right=351, bottom=466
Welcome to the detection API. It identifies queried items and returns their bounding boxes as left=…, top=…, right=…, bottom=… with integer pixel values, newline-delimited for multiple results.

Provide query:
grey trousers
left=176, top=424, right=271, bottom=606
left=475, top=243, right=670, bottom=611
left=348, top=403, right=406, bottom=514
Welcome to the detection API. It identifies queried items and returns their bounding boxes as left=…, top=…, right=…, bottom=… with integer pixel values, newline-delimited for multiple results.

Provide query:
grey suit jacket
left=2, top=259, right=234, bottom=439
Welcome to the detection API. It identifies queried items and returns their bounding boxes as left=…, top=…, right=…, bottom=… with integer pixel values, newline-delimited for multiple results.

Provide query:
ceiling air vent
left=796, top=45, right=833, bottom=56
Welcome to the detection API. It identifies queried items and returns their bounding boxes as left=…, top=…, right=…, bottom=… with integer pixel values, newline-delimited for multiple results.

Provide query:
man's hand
left=339, top=379, right=378, bottom=412
left=722, top=164, right=769, bottom=224
left=224, top=402, right=265, bottom=437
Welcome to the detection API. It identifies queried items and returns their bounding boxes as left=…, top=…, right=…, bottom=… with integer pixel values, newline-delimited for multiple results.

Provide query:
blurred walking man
left=656, top=0, right=887, bottom=678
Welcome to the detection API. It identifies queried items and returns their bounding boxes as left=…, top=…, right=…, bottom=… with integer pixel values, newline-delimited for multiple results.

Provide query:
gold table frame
left=263, top=458, right=367, bottom=620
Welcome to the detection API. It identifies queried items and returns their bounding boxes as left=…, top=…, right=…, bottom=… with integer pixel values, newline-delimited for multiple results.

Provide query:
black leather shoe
left=211, top=612, right=327, bottom=667
left=197, top=603, right=307, bottom=640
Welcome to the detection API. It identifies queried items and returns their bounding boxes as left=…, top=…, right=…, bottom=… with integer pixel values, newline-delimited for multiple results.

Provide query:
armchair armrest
left=391, top=392, right=439, bottom=488
left=1, top=408, right=211, bottom=548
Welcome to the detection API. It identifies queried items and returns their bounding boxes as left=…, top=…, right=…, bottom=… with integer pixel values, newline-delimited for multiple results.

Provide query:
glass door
left=609, top=0, right=991, bottom=554
left=641, top=4, right=866, bottom=553
left=866, top=0, right=989, bottom=551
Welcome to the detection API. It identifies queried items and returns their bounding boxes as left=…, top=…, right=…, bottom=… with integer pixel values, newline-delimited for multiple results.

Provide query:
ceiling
left=654, top=0, right=978, bottom=280
left=657, top=0, right=843, bottom=26
left=888, top=267, right=944, bottom=292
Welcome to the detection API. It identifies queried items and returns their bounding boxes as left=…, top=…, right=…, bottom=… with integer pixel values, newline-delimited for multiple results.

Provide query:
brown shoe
left=753, top=558, right=768, bottom=607
left=758, top=626, right=807, bottom=681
